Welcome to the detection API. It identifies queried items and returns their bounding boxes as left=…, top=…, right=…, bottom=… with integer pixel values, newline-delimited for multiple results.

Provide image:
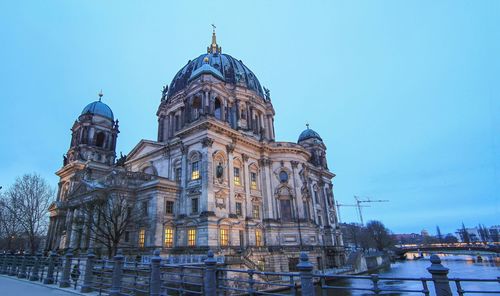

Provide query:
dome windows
left=95, top=132, right=105, bottom=148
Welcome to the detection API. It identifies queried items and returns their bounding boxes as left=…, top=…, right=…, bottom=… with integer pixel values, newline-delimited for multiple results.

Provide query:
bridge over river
left=394, top=243, right=500, bottom=257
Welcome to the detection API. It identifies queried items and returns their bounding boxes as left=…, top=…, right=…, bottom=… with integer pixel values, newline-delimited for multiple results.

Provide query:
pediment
left=126, top=140, right=162, bottom=162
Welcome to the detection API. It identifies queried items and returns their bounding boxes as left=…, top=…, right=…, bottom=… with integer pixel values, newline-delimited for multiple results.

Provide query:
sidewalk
left=0, top=275, right=90, bottom=296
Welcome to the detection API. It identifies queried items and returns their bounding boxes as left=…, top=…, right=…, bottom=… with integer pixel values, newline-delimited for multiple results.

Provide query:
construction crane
left=354, top=196, right=389, bottom=225
left=335, top=200, right=370, bottom=224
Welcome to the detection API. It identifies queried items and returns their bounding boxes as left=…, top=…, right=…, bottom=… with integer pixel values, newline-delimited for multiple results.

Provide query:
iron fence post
left=297, top=252, right=315, bottom=296
left=30, top=252, right=42, bottom=281
left=109, top=249, right=124, bottom=296
left=59, top=249, right=73, bottom=287
left=204, top=250, right=217, bottom=296
left=18, top=251, right=29, bottom=278
left=43, top=251, right=57, bottom=284
left=427, top=254, right=452, bottom=296
left=81, top=251, right=95, bottom=293
left=150, top=250, right=161, bottom=296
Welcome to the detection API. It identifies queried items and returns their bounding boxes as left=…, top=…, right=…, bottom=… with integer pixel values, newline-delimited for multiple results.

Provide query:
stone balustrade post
left=81, top=251, right=95, bottom=293
left=9, top=253, right=19, bottom=276
left=29, top=252, right=42, bottom=281
left=18, top=251, right=29, bottom=278
left=109, top=249, right=124, bottom=296
left=297, top=252, right=315, bottom=296
left=59, top=249, right=73, bottom=287
left=427, top=254, right=452, bottom=296
left=204, top=250, right=217, bottom=296
left=43, top=251, right=57, bottom=284
left=150, top=250, right=161, bottom=296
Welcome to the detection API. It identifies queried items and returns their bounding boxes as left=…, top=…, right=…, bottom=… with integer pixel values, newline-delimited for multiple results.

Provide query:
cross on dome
left=207, top=24, right=222, bottom=54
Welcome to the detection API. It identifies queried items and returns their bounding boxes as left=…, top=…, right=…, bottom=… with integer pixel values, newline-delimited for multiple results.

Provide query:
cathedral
left=46, top=30, right=345, bottom=271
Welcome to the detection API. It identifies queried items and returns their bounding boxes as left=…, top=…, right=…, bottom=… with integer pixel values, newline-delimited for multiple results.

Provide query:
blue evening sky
left=0, top=1, right=498, bottom=234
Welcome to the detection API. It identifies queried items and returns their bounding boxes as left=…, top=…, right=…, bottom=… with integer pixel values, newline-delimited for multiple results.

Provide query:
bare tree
left=365, top=220, right=394, bottom=251
left=4, top=174, right=54, bottom=252
left=0, top=195, right=24, bottom=250
left=80, top=192, right=140, bottom=257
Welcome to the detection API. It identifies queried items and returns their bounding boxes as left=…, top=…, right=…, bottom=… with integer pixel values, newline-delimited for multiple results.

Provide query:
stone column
left=180, top=144, right=188, bottom=215
left=158, top=116, right=163, bottom=142
left=88, top=210, right=98, bottom=250
left=69, top=209, right=79, bottom=249
left=80, top=212, right=90, bottom=250
left=201, top=138, right=213, bottom=213
left=226, top=144, right=235, bottom=214
left=291, top=161, right=303, bottom=246
left=64, top=209, right=74, bottom=249
left=242, top=154, right=251, bottom=219
left=260, top=158, right=274, bottom=220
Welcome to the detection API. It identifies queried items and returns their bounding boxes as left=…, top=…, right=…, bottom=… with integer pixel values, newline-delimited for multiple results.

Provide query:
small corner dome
left=298, top=128, right=323, bottom=142
left=81, top=101, right=114, bottom=120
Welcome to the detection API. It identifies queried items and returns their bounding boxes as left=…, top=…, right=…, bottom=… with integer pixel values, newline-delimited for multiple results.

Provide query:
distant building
left=45, top=30, right=345, bottom=271
left=456, top=225, right=500, bottom=243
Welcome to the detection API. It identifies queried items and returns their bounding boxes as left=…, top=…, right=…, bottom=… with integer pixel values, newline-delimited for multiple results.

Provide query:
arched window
left=233, top=159, right=242, bottom=186
left=95, top=132, right=105, bottom=147
left=280, top=199, right=293, bottom=222
left=214, top=98, right=222, bottom=120
left=192, top=97, right=202, bottom=121
left=190, top=152, right=201, bottom=180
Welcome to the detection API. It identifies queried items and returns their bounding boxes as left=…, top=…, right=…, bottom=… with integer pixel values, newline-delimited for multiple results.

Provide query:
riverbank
left=346, top=251, right=391, bottom=274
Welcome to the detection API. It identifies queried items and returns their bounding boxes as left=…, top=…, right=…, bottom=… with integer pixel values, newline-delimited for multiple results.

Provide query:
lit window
left=252, top=205, right=260, bottom=220
left=188, top=228, right=196, bottom=247
left=236, top=202, right=242, bottom=216
left=255, top=229, right=262, bottom=247
left=234, top=167, right=241, bottom=186
left=251, top=172, right=258, bottom=190
left=165, top=200, right=174, bottom=214
left=138, top=229, right=145, bottom=248
left=164, top=227, right=173, bottom=248
left=191, top=161, right=200, bottom=180
left=191, top=198, right=198, bottom=214
left=220, top=229, right=229, bottom=247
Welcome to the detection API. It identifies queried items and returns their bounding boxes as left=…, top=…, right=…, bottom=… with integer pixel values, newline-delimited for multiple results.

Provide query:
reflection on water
left=314, top=254, right=499, bottom=296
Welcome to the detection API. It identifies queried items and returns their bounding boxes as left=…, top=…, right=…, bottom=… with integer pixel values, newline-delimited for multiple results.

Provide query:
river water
left=315, top=252, right=499, bottom=295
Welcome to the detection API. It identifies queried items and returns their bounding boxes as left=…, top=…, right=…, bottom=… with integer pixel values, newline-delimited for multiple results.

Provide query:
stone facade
left=46, top=31, right=345, bottom=271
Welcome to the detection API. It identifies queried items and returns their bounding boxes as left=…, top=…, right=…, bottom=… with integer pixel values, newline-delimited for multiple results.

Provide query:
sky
left=0, top=1, right=498, bottom=234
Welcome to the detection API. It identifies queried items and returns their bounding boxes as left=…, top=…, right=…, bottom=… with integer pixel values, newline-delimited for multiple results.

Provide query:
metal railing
left=1, top=250, right=499, bottom=295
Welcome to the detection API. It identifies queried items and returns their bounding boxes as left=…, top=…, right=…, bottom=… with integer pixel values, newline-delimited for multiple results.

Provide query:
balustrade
left=0, top=250, right=498, bottom=296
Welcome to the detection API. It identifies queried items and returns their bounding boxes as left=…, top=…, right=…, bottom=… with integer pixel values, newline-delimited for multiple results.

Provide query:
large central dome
left=167, top=31, right=264, bottom=98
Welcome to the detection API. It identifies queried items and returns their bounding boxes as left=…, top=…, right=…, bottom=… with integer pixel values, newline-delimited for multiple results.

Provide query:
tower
left=66, top=92, right=119, bottom=166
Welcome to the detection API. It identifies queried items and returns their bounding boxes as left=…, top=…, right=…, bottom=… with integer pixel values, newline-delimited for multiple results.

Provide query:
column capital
left=226, top=143, right=235, bottom=154
left=202, top=137, right=214, bottom=148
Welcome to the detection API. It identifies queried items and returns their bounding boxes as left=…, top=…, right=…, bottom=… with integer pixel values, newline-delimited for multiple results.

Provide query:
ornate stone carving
left=226, top=143, right=235, bottom=153
left=291, top=161, right=299, bottom=168
left=215, top=188, right=228, bottom=209
left=202, top=137, right=214, bottom=147
left=259, top=158, right=271, bottom=167
left=242, top=153, right=249, bottom=162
